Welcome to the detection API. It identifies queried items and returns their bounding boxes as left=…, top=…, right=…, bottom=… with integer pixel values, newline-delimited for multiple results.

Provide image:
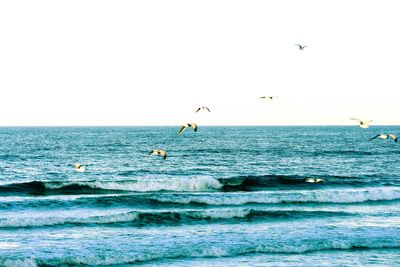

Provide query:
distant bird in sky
left=369, top=133, right=398, bottom=142
left=350, top=118, right=373, bottom=129
left=73, top=163, right=86, bottom=172
left=295, top=44, right=307, bottom=50
left=148, top=149, right=167, bottom=159
left=195, top=106, right=210, bottom=113
left=260, top=96, right=278, bottom=100
left=305, top=178, right=325, bottom=183
left=178, top=123, right=198, bottom=134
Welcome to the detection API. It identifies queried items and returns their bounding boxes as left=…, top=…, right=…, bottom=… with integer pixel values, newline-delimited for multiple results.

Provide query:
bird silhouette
left=195, top=106, right=210, bottom=113
left=350, top=118, right=373, bottom=129
left=148, top=149, right=167, bottom=159
left=369, top=133, right=398, bottom=142
left=178, top=123, right=198, bottom=134
left=295, top=44, right=308, bottom=50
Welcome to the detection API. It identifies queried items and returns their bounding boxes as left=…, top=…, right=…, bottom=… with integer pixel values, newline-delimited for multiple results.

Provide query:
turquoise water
left=0, top=126, right=399, bottom=266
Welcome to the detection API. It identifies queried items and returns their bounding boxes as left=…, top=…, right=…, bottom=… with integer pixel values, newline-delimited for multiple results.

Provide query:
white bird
left=195, top=106, right=210, bottom=113
left=73, top=163, right=86, bottom=172
left=148, top=149, right=167, bottom=159
left=369, top=133, right=398, bottom=142
left=178, top=123, right=198, bottom=134
left=295, top=44, right=308, bottom=50
left=305, top=178, right=325, bottom=183
left=350, top=118, right=373, bottom=129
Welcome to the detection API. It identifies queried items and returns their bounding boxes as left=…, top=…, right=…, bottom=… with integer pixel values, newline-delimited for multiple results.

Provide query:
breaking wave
left=1, top=240, right=399, bottom=266
left=0, top=208, right=352, bottom=228
left=1, top=174, right=398, bottom=196
left=152, top=187, right=400, bottom=205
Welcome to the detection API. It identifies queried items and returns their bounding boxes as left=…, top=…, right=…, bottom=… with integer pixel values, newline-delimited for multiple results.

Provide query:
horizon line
left=0, top=124, right=399, bottom=128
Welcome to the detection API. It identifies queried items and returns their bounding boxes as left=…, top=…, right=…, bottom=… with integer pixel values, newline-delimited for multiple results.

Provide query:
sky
left=0, top=0, right=399, bottom=126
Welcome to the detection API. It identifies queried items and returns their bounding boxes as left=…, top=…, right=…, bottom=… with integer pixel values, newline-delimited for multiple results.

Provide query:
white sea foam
left=187, top=209, right=252, bottom=219
left=0, top=207, right=257, bottom=228
left=153, top=187, right=400, bottom=205
left=44, top=176, right=223, bottom=192
left=4, top=239, right=398, bottom=266
left=0, top=212, right=139, bottom=228
left=1, top=258, right=37, bottom=267
left=0, top=242, right=20, bottom=249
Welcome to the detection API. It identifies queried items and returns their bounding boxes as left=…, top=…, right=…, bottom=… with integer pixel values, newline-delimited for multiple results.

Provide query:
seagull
left=305, top=178, right=325, bottom=183
left=369, top=133, right=398, bottom=142
left=295, top=44, right=308, bottom=50
left=260, top=96, right=278, bottom=100
left=350, top=118, right=373, bottom=129
left=148, top=149, right=167, bottom=159
left=178, top=123, right=198, bottom=134
left=195, top=106, right=210, bottom=113
left=73, top=163, right=86, bottom=172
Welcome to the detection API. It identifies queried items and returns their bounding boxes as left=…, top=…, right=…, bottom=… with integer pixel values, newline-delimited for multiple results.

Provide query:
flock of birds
left=350, top=118, right=398, bottom=142
left=73, top=44, right=398, bottom=179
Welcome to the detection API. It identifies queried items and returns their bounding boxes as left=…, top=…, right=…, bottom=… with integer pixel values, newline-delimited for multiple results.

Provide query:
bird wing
left=368, top=134, right=381, bottom=141
left=191, top=123, right=198, bottom=132
left=365, top=120, right=373, bottom=124
left=195, top=108, right=201, bottom=113
left=178, top=125, right=187, bottom=134
left=388, top=134, right=398, bottom=142
left=204, top=107, right=210, bottom=112
left=350, top=118, right=361, bottom=123
left=260, top=96, right=266, bottom=99
left=160, top=150, right=167, bottom=159
left=148, top=150, right=155, bottom=155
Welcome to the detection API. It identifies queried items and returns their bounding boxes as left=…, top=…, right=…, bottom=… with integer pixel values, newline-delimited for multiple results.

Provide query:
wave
left=0, top=181, right=119, bottom=196
left=0, top=208, right=351, bottom=228
left=1, top=187, right=400, bottom=211
left=0, top=177, right=222, bottom=195
left=219, top=174, right=400, bottom=191
left=2, top=240, right=399, bottom=266
left=311, top=150, right=375, bottom=156
left=152, top=187, right=400, bottom=205
left=0, top=174, right=398, bottom=196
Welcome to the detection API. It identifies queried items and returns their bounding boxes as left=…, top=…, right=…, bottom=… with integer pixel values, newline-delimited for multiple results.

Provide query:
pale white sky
left=0, top=0, right=399, bottom=126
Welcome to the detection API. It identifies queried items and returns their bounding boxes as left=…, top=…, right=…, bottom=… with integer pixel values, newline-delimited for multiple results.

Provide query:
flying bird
left=73, top=163, right=86, bottom=172
left=295, top=44, right=308, bottom=50
left=260, top=96, right=278, bottom=100
left=178, top=123, right=198, bottom=134
left=148, top=149, right=167, bottom=159
left=305, top=178, right=325, bottom=183
left=195, top=106, right=210, bottom=113
left=350, top=118, right=373, bottom=129
left=369, top=133, right=398, bottom=142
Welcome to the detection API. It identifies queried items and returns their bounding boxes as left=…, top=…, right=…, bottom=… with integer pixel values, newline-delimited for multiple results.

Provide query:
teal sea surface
left=0, top=126, right=399, bottom=266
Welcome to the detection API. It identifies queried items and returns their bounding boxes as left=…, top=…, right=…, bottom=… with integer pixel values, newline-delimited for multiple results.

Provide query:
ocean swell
left=0, top=208, right=353, bottom=228
left=152, top=187, right=400, bottom=205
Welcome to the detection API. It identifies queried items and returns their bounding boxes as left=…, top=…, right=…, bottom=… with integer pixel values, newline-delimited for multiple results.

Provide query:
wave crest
left=153, top=187, right=400, bottom=205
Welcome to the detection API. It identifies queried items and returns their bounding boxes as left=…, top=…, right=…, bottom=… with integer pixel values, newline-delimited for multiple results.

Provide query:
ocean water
left=0, top=126, right=399, bottom=266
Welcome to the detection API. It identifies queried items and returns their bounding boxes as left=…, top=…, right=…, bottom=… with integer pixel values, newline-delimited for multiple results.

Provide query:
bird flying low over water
left=195, top=106, right=210, bottom=113
left=350, top=118, right=373, bottom=129
left=178, top=123, right=198, bottom=134
left=260, top=96, right=278, bottom=100
left=148, top=149, right=167, bottom=159
left=369, top=133, right=398, bottom=142
left=295, top=44, right=307, bottom=50
left=73, top=163, right=86, bottom=172
left=305, top=178, right=325, bottom=183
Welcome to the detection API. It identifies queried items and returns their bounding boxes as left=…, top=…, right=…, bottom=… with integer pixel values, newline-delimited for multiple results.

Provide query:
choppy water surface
left=0, top=126, right=399, bottom=266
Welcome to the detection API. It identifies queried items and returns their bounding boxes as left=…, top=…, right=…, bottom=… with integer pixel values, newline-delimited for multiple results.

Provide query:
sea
left=0, top=126, right=399, bottom=266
